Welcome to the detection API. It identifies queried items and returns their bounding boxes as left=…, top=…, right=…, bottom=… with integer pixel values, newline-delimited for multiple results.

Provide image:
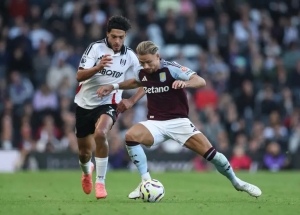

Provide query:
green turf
left=0, top=171, right=299, bottom=215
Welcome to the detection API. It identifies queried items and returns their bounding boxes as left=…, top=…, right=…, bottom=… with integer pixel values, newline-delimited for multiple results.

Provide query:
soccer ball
left=139, top=179, right=165, bottom=202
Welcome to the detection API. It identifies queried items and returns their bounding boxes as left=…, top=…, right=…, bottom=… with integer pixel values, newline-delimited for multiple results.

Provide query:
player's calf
left=78, top=150, right=92, bottom=166
left=78, top=138, right=93, bottom=175
left=125, top=140, right=151, bottom=199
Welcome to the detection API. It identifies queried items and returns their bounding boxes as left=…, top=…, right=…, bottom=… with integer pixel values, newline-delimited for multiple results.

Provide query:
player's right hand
left=95, top=54, right=113, bottom=70
left=96, top=85, right=114, bottom=99
left=117, top=99, right=134, bottom=114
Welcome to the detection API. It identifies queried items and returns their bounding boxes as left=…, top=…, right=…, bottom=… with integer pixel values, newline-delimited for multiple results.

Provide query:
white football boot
left=128, top=182, right=142, bottom=199
left=234, top=180, right=262, bottom=197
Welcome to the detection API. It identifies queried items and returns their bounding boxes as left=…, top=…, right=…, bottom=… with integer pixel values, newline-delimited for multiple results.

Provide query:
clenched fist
left=95, top=54, right=113, bottom=71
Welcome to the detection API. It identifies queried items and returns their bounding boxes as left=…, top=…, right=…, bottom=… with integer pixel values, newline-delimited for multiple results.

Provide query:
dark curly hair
left=107, top=15, right=131, bottom=32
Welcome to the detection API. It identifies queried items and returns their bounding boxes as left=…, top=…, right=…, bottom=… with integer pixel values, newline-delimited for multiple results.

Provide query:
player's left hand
left=172, top=80, right=186, bottom=89
left=117, top=99, right=134, bottom=114
left=97, top=85, right=114, bottom=99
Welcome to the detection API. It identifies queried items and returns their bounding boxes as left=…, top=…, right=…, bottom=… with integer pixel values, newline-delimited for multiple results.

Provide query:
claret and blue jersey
left=136, top=59, right=196, bottom=121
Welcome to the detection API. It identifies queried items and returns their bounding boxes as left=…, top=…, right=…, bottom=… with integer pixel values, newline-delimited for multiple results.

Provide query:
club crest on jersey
left=159, top=72, right=166, bottom=82
left=120, top=59, right=126, bottom=66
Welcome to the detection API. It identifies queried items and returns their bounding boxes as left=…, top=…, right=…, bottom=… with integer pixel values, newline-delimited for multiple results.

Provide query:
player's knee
left=94, top=129, right=107, bottom=142
left=125, top=130, right=138, bottom=143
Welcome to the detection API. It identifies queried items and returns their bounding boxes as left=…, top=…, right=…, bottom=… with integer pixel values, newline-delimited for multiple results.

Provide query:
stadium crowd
left=0, top=0, right=300, bottom=171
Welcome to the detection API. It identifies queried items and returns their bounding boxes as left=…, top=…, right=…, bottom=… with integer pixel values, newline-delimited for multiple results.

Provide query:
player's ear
left=156, top=53, right=160, bottom=59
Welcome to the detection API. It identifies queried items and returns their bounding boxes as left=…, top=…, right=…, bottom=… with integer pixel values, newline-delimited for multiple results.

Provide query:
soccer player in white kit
left=97, top=41, right=262, bottom=200
left=74, top=16, right=144, bottom=199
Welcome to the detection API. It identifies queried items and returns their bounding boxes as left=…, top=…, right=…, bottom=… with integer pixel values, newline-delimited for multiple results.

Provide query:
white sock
left=95, top=157, right=108, bottom=184
left=79, top=159, right=91, bottom=175
left=141, top=172, right=151, bottom=182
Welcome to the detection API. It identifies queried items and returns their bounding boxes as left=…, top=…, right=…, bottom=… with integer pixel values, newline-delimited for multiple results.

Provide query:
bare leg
left=94, top=114, right=113, bottom=184
left=77, top=135, right=94, bottom=173
left=77, top=135, right=95, bottom=195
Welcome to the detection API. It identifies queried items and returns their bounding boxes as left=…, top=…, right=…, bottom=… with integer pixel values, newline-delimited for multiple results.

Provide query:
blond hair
left=136, top=41, right=159, bottom=55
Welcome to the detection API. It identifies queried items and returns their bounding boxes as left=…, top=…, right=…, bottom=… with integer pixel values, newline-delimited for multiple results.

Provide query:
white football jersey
left=74, top=38, right=141, bottom=109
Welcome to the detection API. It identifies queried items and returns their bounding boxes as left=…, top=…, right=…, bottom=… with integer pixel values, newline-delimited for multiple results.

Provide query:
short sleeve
left=127, top=50, right=143, bottom=82
left=135, top=69, right=142, bottom=83
left=78, top=43, right=97, bottom=69
left=167, top=62, right=196, bottom=81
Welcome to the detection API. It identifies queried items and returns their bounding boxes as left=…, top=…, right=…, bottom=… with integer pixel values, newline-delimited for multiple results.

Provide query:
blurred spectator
left=83, top=0, right=107, bottom=26
left=35, top=115, right=61, bottom=152
left=43, top=1, right=65, bottom=37
left=290, top=59, right=300, bottom=90
left=15, top=122, right=35, bottom=170
left=194, top=80, right=218, bottom=111
left=32, top=40, right=51, bottom=86
left=0, top=79, right=8, bottom=112
left=1, top=115, right=13, bottom=150
left=230, top=146, right=252, bottom=171
left=29, top=22, right=53, bottom=50
left=263, top=141, right=289, bottom=172
left=28, top=4, right=41, bottom=26
left=7, top=46, right=33, bottom=78
left=259, top=86, right=280, bottom=119
left=288, top=125, right=300, bottom=154
left=9, top=70, right=34, bottom=106
left=60, top=125, right=78, bottom=153
left=202, top=109, right=223, bottom=146
left=223, top=103, right=242, bottom=143
left=46, top=51, right=76, bottom=93
left=8, top=0, right=29, bottom=18
left=0, top=40, right=8, bottom=78
left=32, top=83, right=59, bottom=112
left=248, top=138, right=262, bottom=163
left=263, top=111, right=289, bottom=150
left=235, top=80, right=255, bottom=118
left=216, top=131, right=231, bottom=158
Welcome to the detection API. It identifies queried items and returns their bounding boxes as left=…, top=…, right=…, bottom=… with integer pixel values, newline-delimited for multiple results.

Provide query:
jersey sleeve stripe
left=164, top=61, right=181, bottom=68
left=84, top=42, right=95, bottom=55
left=96, top=39, right=105, bottom=43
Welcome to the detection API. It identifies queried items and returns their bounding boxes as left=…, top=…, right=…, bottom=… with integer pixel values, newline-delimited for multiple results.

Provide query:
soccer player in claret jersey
left=74, top=16, right=145, bottom=199
left=97, top=41, right=262, bottom=199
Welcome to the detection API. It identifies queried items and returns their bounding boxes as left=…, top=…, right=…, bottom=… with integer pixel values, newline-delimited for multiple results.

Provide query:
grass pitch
left=0, top=171, right=299, bottom=215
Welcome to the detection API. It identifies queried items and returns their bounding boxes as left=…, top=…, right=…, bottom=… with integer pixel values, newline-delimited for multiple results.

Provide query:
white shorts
left=139, top=118, right=201, bottom=147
